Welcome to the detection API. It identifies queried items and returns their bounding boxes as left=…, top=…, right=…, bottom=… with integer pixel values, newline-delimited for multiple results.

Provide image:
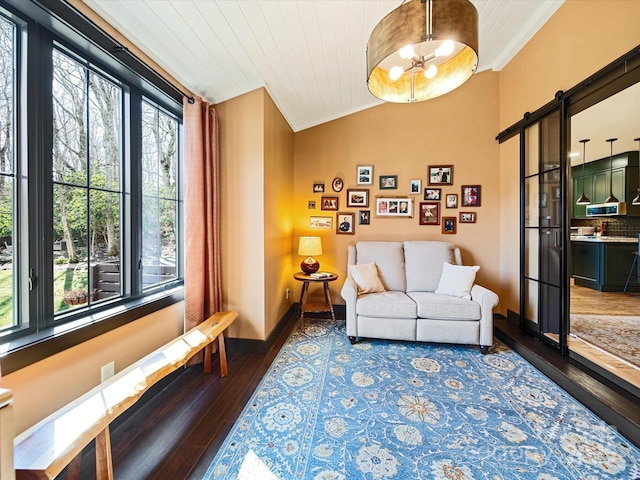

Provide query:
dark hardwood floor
left=65, top=314, right=299, bottom=480
left=60, top=312, right=639, bottom=479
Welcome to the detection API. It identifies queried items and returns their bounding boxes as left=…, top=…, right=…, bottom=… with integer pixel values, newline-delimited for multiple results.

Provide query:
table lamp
left=298, top=236, right=322, bottom=274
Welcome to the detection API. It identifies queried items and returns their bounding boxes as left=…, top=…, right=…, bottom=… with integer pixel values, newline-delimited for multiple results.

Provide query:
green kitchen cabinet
left=571, top=240, right=639, bottom=291
left=571, top=241, right=600, bottom=287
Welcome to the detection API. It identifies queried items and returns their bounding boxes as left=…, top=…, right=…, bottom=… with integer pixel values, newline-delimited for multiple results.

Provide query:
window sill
left=0, top=286, right=184, bottom=375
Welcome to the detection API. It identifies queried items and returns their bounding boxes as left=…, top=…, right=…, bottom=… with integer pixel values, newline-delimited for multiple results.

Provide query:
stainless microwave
left=585, top=202, right=626, bottom=217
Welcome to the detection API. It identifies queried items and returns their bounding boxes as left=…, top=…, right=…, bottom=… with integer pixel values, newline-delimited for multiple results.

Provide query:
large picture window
left=0, top=2, right=183, bottom=362
left=52, top=49, right=123, bottom=312
left=0, top=14, right=15, bottom=331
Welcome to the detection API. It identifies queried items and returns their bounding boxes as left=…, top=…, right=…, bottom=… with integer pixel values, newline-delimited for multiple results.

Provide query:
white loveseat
left=340, top=241, right=499, bottom=353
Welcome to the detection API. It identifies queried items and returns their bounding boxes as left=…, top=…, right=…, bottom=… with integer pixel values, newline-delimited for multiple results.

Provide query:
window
left=0, top=2, right=183, bottom=362
left=141, top=101, right=178, bottom=290
left=0, top=14, right=15, bottom=332
left=52, top=49, right=124, bottom=312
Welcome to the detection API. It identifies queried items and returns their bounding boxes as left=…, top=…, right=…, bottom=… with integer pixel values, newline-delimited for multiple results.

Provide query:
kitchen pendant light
left=633, top=137, right=640, bottom=205
left=604, top=138, right=619, bottom=204
left=366, top=0, right=479, bottom=103
left=576, top=138, right=591, bottom=205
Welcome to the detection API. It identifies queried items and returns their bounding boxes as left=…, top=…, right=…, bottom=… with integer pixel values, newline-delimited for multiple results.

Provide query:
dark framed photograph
left=424, top=188, right=441, bottom=201
left=379, top=175, right=398, bottom=189
left=332, top=177, right=344, bottom=192
left=357, top=165, right=373, bottom=185
left=442, top=216, right=457, bottom=234
left=446, top=194, right=458, bottom=208
left=461, top=185, right=481, bottom=206
left=419, top=202, right=440, bottom=225
left=428, top=165, right=453, bottom=185
left=308, top=201, right=316, bottom=209
left=313, top=182, right=325, bottom=193
left=359, top=210, right=370, bottom=225
left=347, top=189, right=369, bottom=208
left=410, top=179, right=421, bottom=194
left=460, top=212, right=477, bottom=223
left=336, top=212, right=355, bottom=234
left=320, top=196, right=339, bottom=211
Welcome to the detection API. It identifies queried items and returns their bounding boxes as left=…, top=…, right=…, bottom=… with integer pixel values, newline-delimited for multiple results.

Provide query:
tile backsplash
left=572, top=217, right=640, bottom=237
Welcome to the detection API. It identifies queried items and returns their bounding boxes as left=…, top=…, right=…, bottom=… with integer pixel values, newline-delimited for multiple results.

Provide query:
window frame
left=0, top=1, right=184, bottom=374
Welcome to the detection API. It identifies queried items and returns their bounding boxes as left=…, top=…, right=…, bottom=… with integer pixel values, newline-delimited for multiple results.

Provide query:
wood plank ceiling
left=82, top=0, right=564, bottom=132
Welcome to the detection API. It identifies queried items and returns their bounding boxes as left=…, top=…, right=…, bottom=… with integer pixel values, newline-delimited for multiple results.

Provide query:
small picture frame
left=446, top=194, right=458, bottom=208
left=357, top=165, right=373, bottom=185
left=424, top=188, right=441, bottom=201
left=321, top=196, right=339, bottom=210
left=460, top=212, right=476, bottom=223
left=410, top=179, right=421, bottom=194
left=428, top=165, right=453, bottom=185
left=419, top=202, right=440, bottom=225
left=310, top=216, right=333, bottom=229
left=308, top=201, right=316, bottom=209
left=359, top=210, right=370, bottom=225
left=313, top=182, right=325, bottom=193
left=461, top=185, right=481, bottom=206
left=379, top=175, right=398, bottom=189
left=347, top=189, right=369, bottom=208
left=332, top=177, right=344, bottom=192
left=375, top=197, right=413, bottom=217
left=442, top=216, right=457, bottom=234
left=336, top=212, right=355, bottom=234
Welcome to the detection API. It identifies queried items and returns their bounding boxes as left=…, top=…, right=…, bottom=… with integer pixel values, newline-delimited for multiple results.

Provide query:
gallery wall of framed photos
left=306, top=164, right=481, bottom=235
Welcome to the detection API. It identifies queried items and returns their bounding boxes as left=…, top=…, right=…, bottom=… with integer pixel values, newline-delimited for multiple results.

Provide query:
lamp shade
left=298, top=236, right=323, bottom=274
left=366, top=0, right=478, bottom=103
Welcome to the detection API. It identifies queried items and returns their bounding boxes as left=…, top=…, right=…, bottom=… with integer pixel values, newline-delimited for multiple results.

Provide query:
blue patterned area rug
left=205, top=320, right=640, bottom=479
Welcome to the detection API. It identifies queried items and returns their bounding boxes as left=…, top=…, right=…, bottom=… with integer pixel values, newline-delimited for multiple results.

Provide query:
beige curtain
left=183, top=96, right=223, bottom=364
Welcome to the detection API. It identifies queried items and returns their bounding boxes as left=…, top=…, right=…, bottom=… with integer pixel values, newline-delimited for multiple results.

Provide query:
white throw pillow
left=434, top=262, right=480, bottom=300
left=348, top=263, right=386, bottom=293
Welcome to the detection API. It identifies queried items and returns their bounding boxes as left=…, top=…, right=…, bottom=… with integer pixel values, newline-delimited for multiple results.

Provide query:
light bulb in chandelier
left=399, top=45, right=415, bottom=60
left=434, top=40, right=455, bottom=57
left=424, top=64, right=438, bottom=79
left=389, top=66, right=404, bottom=81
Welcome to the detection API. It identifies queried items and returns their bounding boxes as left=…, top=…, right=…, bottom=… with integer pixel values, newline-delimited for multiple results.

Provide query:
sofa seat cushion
left=356, top=291, right=417, bottom=319
left=407, top=292, right=480, bottom=321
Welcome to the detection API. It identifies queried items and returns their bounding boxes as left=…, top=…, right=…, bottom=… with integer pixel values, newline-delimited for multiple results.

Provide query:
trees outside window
left=0, top=4, right=182, bottom=346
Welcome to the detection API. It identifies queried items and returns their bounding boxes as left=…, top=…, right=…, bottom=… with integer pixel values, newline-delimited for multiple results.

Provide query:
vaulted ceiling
left=82, top=0, right=564, bottom=132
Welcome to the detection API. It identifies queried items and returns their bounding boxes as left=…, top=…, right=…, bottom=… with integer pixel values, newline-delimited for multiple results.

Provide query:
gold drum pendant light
left=576, top=138, right=591, bottom=205
left=366, top=0, right=479, bottom=103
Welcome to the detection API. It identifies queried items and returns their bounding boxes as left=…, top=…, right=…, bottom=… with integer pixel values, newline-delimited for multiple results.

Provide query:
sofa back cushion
left=404, top=241, right=455, bottom=292
left=355, top=242, right=406, bottom=292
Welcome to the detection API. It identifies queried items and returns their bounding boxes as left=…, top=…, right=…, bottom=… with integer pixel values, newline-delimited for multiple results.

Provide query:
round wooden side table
left=293, top=272, right=338, bottom=321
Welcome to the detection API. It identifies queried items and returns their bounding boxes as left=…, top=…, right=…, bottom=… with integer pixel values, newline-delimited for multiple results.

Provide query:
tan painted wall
left=217, top=89, right=266, bottom=340
left=294, top=71, right=502, bottom=309
left=263, top=93, right=295, bottom=338
left=498, top=0, right=640, bottom=314
left=2, top=303, right=184, bottom=435
left=218, top=88, right=295, bottom=340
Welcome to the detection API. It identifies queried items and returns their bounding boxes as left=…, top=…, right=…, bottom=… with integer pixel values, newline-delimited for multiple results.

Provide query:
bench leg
left=65, top=454, right=82, bottom=480
left=218, top=333, right=228, bottom=377
left=203, top=342, right=213, bottom=375
left=95, top=426, right=114, bottom=480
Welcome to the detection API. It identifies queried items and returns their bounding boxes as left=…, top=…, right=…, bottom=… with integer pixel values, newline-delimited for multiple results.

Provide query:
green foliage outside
left=0, top=265, right=89, bottom=328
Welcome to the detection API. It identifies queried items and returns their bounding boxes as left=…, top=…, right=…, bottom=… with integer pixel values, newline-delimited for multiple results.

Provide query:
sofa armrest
left=341, top=276, right=358, bottom=337
left=471, top=284, right=499, bottom=347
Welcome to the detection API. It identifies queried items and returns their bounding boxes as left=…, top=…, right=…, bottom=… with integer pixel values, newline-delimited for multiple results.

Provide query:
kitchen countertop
left=570, top=235, right=637, bottom=243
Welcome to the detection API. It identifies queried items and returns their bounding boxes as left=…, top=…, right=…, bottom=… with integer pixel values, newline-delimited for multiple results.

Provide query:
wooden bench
left=13, top=310, right=238, bottom=480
